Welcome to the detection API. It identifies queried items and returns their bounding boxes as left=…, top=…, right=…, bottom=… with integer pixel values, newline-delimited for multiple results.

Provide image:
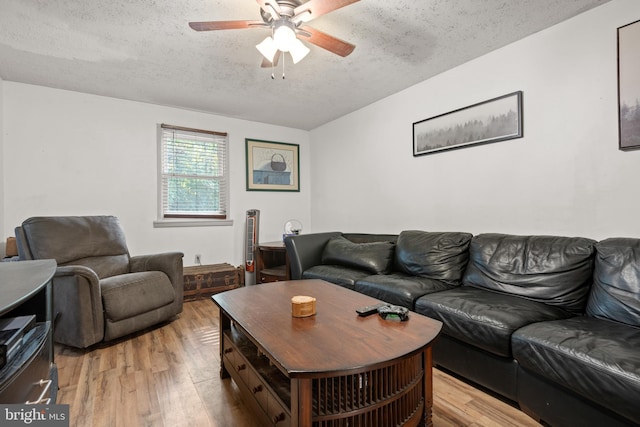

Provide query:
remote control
left=378, top=305, right=409, bottom=321
left=356, top=302, right=388, bottom=317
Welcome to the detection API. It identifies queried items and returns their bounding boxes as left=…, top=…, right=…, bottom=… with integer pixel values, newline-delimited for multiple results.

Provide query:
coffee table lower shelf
left=223, top=324, right=427, bottom=427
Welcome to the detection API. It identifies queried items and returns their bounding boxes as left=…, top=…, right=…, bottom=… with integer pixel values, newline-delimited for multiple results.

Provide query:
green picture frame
left=245, top=139, right=300, bottom=192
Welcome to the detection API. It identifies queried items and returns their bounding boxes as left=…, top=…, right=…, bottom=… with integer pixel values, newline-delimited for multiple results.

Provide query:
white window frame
left=154, top=124, right=232, bottom=228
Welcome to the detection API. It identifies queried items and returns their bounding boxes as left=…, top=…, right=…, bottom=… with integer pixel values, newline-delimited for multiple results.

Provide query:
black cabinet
left=0, top=260, right=57, bottom=404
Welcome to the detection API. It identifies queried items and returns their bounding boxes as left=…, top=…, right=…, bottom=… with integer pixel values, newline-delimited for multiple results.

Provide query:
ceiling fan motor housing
left=261, top=0, right=303, bottom=23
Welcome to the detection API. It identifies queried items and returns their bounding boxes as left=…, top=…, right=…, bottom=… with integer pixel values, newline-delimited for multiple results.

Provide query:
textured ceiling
left=0, top=0, right=611, bottom=130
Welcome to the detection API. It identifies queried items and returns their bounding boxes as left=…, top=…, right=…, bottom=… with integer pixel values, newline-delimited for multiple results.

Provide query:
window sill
left=153, top=219, right=234, bottom=228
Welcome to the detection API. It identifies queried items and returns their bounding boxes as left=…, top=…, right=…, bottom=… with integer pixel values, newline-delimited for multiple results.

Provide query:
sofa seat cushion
left=355, top=273, right=454, bottom=309
left=512, top=316, right=640, bottom=425
left=415, top=287, right=573, bottom=358
left=302, top=265, right=371, bottom=290
left=101, top=271, right=175, bottom=321
left=321, top=236, right=395, bottom=275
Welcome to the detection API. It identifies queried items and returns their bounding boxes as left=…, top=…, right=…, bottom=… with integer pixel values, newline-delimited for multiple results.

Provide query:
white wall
left=0, top=77, right=4, bottom=257
left=309, top=0, right=640, bottom=241
left=2, top=83, right=310, bottom=266
left=3, top=0, right=638, bottom=265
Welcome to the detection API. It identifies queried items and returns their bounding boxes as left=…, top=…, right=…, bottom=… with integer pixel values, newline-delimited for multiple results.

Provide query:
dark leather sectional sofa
left=284, top=230, right=640, bottom=427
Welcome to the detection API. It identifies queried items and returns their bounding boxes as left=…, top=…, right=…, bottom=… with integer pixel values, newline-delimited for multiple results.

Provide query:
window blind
left=160, top=124, right=228, bottom=219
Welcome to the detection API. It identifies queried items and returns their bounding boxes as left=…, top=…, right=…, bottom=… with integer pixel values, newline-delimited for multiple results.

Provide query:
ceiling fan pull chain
left=271, top=27, right=276, bottom=79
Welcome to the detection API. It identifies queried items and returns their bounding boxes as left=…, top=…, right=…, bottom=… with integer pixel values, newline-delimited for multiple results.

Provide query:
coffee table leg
left=219, top=308, right=230, bottom=379
left=423, top=347, right=434, bottom=427
left=291, top=378, right=313, bottom=427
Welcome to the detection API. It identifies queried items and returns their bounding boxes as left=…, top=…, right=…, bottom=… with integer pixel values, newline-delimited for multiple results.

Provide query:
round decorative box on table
left=291, top=295, right=316, bottom=317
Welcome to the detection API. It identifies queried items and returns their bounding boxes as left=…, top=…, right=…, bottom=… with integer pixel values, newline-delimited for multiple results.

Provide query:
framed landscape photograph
left=618, top=19, right=640, bottom=151
left=246, top=139, right=299, bottom=191
left=413, top=91, right=523, bottom=156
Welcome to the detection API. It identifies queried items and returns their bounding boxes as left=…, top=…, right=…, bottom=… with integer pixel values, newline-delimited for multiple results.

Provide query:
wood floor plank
left=55, top=298, right=541, bottom=426
left=133, top=369, right=164, bottom=427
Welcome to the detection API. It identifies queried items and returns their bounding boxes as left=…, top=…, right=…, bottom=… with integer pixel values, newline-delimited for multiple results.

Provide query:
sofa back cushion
left=394, top=231, right=473, bottom=282
left=587, top=238, right=640, bottom=327
left=322, top=236, right=395, bottom=275
left=20, top=215, right=131, bottom=279
left=463, top=233, right=596, bottom=313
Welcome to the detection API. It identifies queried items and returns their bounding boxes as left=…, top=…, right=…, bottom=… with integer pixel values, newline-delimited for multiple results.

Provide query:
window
left=158, top=124, right=228, bottom=220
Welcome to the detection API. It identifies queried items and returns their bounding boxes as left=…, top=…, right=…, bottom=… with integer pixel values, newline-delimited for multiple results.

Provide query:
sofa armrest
left=130, top=252, right=184, bottom=312
left=52, top=265, right=104, bottom=348
left=284, top=232, right=342, bottom=279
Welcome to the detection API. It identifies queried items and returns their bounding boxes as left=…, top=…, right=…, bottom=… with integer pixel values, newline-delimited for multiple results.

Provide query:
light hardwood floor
left=55, top=299, right=541, bottom=427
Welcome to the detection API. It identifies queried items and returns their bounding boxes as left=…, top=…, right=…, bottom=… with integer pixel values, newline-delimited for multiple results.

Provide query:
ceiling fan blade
left=261, top=50, right=281, bottom=68
left=293, top=0, right=360, bottom=23
left=299, top=26, right=355, bottom=57
left=189, top=20, right=265, bottom=31
left=256, top=0, right=282, bottom=20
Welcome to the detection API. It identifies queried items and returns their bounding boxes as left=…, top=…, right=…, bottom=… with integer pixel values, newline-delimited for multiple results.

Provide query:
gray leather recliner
left=15, top=215, right=184, bottom=348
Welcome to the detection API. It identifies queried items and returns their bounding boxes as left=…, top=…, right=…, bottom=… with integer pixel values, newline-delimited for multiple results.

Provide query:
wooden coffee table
left=212, top=279, right=442, bottom=427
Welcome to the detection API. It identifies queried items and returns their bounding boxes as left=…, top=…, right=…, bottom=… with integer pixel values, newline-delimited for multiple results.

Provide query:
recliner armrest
left=130, top=252, right=184, bottom=282
left=51, top=264, right=104, bottom=348
left=14, top=226, right=32, bottom=260
left=55, top=264, right=100, bottom=283
left=130, top=252, right=184, bottom=312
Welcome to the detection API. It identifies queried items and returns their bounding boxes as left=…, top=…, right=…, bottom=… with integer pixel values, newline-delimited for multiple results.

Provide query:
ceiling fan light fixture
left=290, top=39, right=310, bottom=64
left=273, top=23, right=297, bottom=52
left=256, top=36, right=278, bottom=62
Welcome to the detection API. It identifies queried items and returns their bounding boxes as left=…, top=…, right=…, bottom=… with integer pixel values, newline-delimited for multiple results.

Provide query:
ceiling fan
left=189, top=0, right=359, bottom=67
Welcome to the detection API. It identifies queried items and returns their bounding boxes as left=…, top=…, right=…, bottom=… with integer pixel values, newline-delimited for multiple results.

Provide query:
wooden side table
left=256, top=241, right=290, bottom=283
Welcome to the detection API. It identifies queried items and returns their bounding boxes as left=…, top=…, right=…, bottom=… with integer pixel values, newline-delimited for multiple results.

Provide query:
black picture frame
left=618, top=19, right=640, bottom=151
left=413, top=91, right=523, bottom=156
